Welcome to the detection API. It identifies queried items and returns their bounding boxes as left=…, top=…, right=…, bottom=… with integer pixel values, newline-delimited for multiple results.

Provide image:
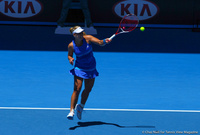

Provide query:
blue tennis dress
left=69, top=38, right=99, bottom=79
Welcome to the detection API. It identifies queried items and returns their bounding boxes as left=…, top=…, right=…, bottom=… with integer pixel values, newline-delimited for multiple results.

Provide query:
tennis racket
left=109, top=14, right=139, bottom=40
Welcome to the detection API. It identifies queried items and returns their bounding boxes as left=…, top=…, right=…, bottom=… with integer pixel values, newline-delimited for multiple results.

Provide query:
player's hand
left=105, top=38, right=111, bottom=44
left=69, top=58, right=74, bottom=65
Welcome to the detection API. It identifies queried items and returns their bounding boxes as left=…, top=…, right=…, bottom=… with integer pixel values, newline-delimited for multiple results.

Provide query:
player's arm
left=84, top=35, right=111, bottom=46
left=68, top=42, right=74, bottom=65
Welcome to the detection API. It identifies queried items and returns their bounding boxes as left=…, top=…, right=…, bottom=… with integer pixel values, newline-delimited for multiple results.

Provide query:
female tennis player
left=67, top=26, right=111, bottom=120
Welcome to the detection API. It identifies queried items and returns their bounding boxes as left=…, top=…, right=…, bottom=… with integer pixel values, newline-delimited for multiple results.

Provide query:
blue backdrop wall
left=0, top=25, right=200, bottom=53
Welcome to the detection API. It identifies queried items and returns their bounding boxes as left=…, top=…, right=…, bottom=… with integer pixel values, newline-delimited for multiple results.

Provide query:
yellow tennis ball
left=140, top=27, right=145, bottom=31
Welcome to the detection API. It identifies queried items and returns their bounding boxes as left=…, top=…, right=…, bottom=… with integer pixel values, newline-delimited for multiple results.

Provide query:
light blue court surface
left=0, top=51, right=200, bottom=135
left=0, top=108, right=199, bottom=135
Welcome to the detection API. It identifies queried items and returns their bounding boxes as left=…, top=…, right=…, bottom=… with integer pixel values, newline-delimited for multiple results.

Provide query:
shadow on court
left=69, top=121, right=155, bottom=130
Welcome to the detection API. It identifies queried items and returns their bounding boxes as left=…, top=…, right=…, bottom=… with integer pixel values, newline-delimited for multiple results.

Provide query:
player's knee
left=74, top=86, right=82, bottom=93
left=73, top=89, right=80, bottom=96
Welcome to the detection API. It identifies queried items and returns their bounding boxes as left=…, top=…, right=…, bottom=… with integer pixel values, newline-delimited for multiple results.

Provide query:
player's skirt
left=69, top=67, right=99, bottom=79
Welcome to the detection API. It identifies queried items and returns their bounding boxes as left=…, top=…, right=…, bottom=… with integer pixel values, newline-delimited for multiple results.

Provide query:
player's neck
left=75, top=39, right=83, bottom=47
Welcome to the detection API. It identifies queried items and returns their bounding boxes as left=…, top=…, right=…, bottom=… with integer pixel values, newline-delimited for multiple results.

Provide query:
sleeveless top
left=69, top=38, right=99, bottom=79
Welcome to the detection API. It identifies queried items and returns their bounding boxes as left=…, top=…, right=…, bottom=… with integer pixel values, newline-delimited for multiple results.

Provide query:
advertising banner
left=0, top=0, right=199, bottom=26
left=88, top=0, right=196, bottom=25
left=0, top=0, right=62, bottom=22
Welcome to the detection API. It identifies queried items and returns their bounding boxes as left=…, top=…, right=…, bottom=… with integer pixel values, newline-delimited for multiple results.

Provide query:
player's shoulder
left=84, top=34, right=93, bottom=39
left=68, top=41, right=73, bottom=48
left=84, top=35, right=94, bottom=44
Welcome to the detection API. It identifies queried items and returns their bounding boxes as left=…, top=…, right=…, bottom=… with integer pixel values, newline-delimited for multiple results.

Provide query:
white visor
left=72, top=27, right=84, bottom=34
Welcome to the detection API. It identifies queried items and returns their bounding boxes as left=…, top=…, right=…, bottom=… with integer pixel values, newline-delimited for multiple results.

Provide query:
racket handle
left=109, top=34, right=116, bottom=40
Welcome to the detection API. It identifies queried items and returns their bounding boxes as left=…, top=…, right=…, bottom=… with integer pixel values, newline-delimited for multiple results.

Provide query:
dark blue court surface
left=0, top=51, right=200, bottom=135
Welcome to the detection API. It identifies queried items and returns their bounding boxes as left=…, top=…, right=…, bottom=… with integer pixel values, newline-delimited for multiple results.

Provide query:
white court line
left=0, top=107, right=200, bottom=113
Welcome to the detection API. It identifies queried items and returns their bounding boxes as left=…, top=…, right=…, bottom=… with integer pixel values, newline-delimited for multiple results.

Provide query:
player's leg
left=81, top=78, right=95, bottom=105
left=76, top=78, right=95, bottom=120
left=67, top=76, right=83, bottom=120
left=71, top=76, right=83, bottom=111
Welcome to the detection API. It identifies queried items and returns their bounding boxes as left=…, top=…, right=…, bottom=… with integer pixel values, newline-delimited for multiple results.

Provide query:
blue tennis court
left=0, top=49, right=200, bottom=135
left=1, top=0, right=200, bottom=133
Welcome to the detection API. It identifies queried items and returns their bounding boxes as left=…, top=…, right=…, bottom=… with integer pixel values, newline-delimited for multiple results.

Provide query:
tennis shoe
left=75, top=104, right=83, bottom=120
left=67, top=111, right=74, bottom=120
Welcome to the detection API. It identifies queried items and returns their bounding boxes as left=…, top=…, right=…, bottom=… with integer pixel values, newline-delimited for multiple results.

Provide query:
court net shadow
left=69, top=121, right=155, bottom=130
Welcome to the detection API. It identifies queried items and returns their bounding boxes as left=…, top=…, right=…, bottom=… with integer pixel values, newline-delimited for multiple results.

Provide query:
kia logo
left=113, top=0, right=159, bottom=20
left=0, top=0, right=43, bottom=18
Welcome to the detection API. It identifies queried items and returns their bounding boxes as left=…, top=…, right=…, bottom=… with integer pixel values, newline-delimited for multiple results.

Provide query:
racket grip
left=109, top=34, right=116, bottom=40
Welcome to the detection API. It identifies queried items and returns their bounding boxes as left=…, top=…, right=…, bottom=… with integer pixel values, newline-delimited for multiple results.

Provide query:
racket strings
left=120, top=15, right=139, bottom=31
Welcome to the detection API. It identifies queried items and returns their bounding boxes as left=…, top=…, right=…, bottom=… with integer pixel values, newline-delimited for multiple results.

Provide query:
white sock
left=71, top=109, right=75, bottom=113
